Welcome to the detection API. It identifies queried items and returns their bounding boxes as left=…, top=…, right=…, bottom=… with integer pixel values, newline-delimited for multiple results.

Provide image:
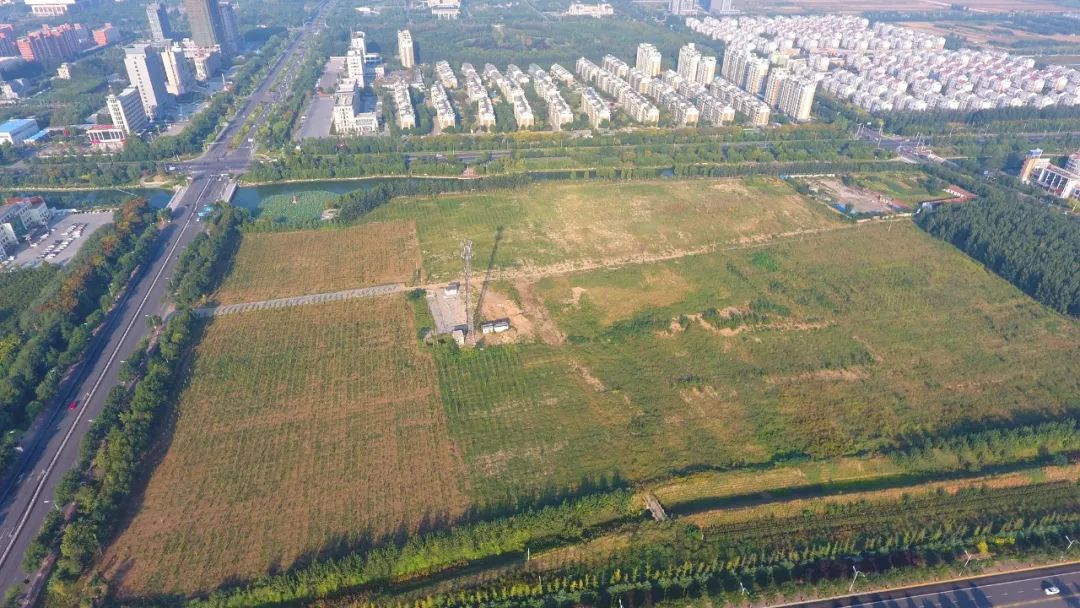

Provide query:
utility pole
left=1065, top=536, right=1077, bottom=556
left=960, top=549, right=974, bottom=575
left=848, top=566, right=864, bottom=593
left=461, top=240, right=473, bottom=336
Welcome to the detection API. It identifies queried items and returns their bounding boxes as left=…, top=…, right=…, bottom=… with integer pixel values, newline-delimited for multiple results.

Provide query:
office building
left=147, top=3, right=172, bottom=44
left=345, top=31, right=366, bottom=87
left=107, top=86, right=149, bottom=134
left=636, top=43, right=661, bottom=77
left=397, top=29, right=414, bottom=69
left=332, top=82, right=380, bottom=135
left=161, top=44, right=195, bottom=96
left=124, top=43, right=171, bottom=119
left=185, top=0, right=225, bottom=49
left=217, top=2, right=239, bottom=54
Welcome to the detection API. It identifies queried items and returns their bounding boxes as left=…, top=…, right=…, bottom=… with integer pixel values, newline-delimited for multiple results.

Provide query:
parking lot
left=6, top=211, right=114, bottom=270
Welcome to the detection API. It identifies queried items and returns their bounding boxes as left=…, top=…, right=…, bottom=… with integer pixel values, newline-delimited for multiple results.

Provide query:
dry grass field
left=362, top=178, right=839, bottom=281
left=213, top=220, right=421, bottom=305
left=101, top=297, right=468, bottom=597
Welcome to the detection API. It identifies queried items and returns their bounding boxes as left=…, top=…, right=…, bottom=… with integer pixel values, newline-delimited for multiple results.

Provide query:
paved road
left=783, top=563, right=1080, bottom=608
left=0, top=0, right=337, bottom=595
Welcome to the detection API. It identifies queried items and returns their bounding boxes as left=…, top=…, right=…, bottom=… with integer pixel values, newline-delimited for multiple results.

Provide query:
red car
left=67, top=400, right=78, bottom=411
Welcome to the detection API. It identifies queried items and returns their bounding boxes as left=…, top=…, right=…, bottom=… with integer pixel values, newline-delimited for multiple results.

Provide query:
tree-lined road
left=0, top=0, right=335, bottom=594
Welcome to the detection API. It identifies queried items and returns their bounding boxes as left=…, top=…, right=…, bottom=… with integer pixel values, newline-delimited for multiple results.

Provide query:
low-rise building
left=86, top=124, right=126, bottom=150
left=0, top=118, right=39, bottom=145
left=429, top=82, right=456, bottom=129
left=565, top=2, right=613, bottom=17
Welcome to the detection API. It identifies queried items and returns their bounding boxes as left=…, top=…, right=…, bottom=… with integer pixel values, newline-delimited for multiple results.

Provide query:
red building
left=16, top=24, right=90, bottom=63
left=91, top=22, right=119, bottom=46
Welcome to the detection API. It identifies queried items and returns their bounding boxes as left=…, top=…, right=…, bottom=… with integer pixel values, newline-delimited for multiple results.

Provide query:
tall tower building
left=677, top=43, right=701, bottom=83
left=107, top=87, right=149, bottom=134
left=397, top=29, right=414, bottom=69
left=124, top=43, right=171, bottom=119
left=763, top=69, right=789, bottom=107
left=146, top=3, right=172, bottom=44
left=345, top=30, right=366, bottom=87
left=217, top=2, right=240, bottom=54
left=161, top=44, right=195, bottom=96
left=184, top=0, right=225, bottom=49
left=636, top=43, right=661, bottom=78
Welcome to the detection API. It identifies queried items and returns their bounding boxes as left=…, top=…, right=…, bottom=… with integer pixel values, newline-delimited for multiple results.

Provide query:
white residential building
left=107, top=86, right=150, bottom=134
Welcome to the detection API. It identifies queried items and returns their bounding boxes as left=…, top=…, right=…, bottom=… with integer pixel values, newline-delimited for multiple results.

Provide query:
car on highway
left=67, top=400, right=78, bottom=411
left=1045, top=585, right=1061, bottom=596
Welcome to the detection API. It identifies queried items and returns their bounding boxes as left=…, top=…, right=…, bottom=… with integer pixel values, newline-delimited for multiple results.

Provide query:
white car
left=1045, top=585, right=1061, bottom=596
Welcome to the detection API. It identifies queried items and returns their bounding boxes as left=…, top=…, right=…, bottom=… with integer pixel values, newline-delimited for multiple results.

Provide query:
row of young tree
left=188, top=473, right=1080, bottom=608
left=24, top=207, right=250, bottom=602
left=0, top=199, right=159, bottom=475
left=916, top=195, right=1080, bottom=316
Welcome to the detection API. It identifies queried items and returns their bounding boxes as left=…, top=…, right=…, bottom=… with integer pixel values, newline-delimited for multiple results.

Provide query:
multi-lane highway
left=782, top=563, right=1080, bottom=608
left=0, top=0, right=334, bottom=595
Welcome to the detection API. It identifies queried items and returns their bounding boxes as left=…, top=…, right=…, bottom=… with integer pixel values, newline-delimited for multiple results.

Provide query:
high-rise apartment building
left=124, top=43, right=171, bottom=119
left=16, top=24, right=90, bottom=63
left=695, top=55, right=716, bottom=85
left=636, top=43, right=662, bottom=77
left=763, top=69, right=788, bottom=107
left=161, top=44, right=195, bottom=96
left=184, top=0, right=225, bottom=49
left=743, top=57, right=769, bottom=95
left=777, top=77, right=816, bottom=121
left=677, top=43, right=700, bottom=84
left=146, top=3, right=172, bottom=44
left=107, top=86, right=149, bottom=134
left=397, top=29, right=414, bottom=69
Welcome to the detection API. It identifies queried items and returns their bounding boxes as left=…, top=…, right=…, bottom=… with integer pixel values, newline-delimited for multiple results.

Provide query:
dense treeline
left=170, top=206, right=249, bottom=307
left=0, top=199, right=159, bottom=473
left=332, top=175, right=532, bottom=222
left=917, top=196, right=1080, bottom=315
left=246, top=137, right=886, bottom=183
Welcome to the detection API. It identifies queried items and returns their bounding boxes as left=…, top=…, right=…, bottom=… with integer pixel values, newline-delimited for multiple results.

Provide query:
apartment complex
left=429, top=83, right=457, bottom=130
left=528, top=64, right=573, bottom=129
left=17, top=24, right=91, bottom=63
left=580, top=87, right=610, bottom=127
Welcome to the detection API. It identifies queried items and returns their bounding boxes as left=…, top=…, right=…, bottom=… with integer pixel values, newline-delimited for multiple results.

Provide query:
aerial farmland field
left=213, top=219, right=422, bottom=305
left=362, top=178, right=840, bottom=281
left=96, top=177, right=1080, bottom=602
left=101, top=296, right=468, bottom=597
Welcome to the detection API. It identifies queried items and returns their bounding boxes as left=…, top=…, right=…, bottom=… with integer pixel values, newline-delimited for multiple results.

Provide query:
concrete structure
left=397, top=29, right=414, bottom=69
left=86, top=124, right=125, bottom=150
left=566, top=2, right=613, bottom=17
left=56, top=62, right=71, bottom=79
left=146, top=3, right=172, bottom=45
left=124, top=43, right=171, bottom=119
left=184, top=0, right=225, bottom=50
left=0, top=118, right=38, bottom=145
left=161, top=44, right=194, bottom=96
left=428, top=0, right=460, bottom=19
left=636, top=43, right=661, bottom=77
left=107, top=86, right=149, bottom=134
left=669, top=0, right=695, bottom=16
left=23, top=0, right=89, bottom=16
left=1020, top=148, right=1080, bottom=200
